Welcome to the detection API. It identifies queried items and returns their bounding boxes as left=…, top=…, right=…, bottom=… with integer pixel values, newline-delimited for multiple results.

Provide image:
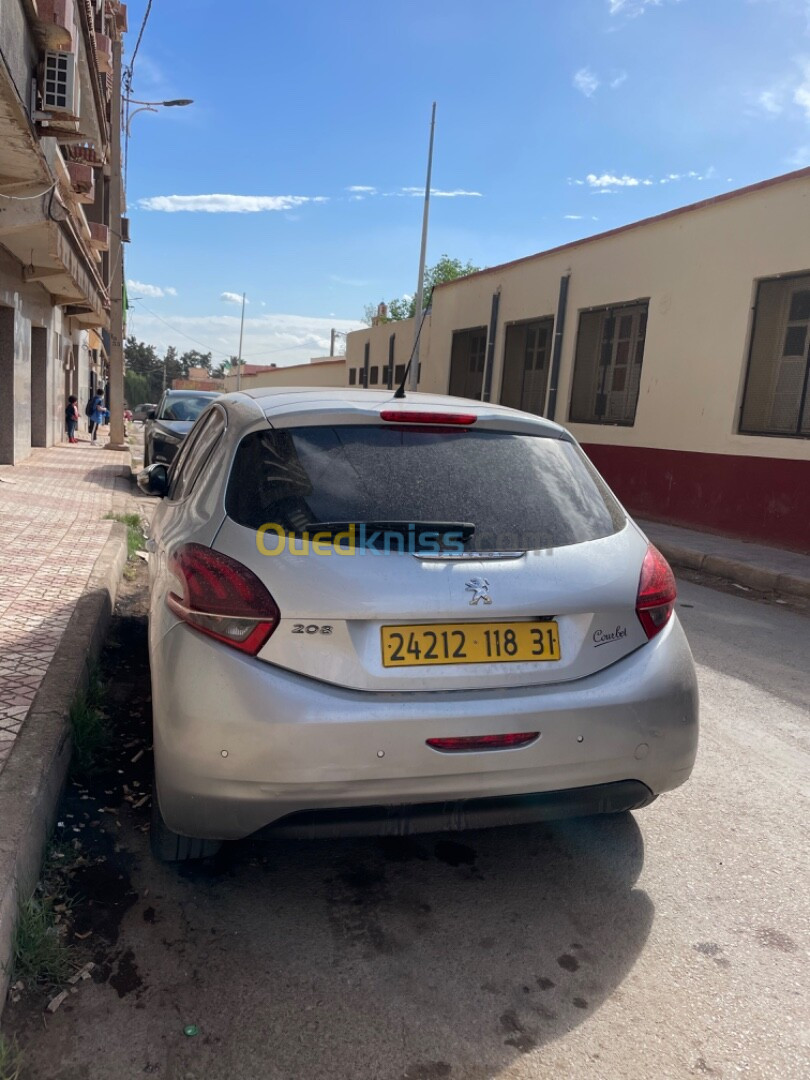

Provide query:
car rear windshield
left=158, top=395, right=216, bottom=422
left=226, top=425, right=624, bottom=552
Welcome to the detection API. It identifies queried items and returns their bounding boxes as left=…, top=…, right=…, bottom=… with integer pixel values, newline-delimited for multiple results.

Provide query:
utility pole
left=409, top=101, right=436, bottom=392
left=236, top=292, right=246, bottom=391
left=106, top=35, right=126, bottom=449
left=330, top=328, right=336, bottom=357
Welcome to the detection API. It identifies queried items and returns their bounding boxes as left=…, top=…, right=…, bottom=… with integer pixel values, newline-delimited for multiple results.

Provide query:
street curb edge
left=656, top=541, right=810, bottom=601
left=0, top=523, right=129, bottom=1014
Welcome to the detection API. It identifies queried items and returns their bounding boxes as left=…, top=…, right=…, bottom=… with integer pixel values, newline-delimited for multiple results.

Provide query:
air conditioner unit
left=42, top=51, right=76, bottom=113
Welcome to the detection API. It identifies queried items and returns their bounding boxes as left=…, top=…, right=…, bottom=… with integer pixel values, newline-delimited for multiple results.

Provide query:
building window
left=500, top=317, right=554, bottom=416
left=449, top=327, right=488, bottom=400
left=395, top=363, right=406, bottom=384
left=569, top=302, right=648, bottom=426
left=348, top=368, right=356, bottom=385
left=740, top=273, right=810, bottom=437
left=369, top=366, right=379, bottom=385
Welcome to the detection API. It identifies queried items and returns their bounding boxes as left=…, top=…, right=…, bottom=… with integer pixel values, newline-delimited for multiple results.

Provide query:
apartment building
left=0, top=0, right=126, bottom=463
left=346, top=168, right=810, bottom=550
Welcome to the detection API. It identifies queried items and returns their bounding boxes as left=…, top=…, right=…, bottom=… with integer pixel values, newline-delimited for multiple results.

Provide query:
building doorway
left=0, top=307, right=15, bottom=463
left=449, top=327, right=487, bottom=400
left=500, top=317, right=554, bottom=416
left=31, top=326, right=48, bottom=447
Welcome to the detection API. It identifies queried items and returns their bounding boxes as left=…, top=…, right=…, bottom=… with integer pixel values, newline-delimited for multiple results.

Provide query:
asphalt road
left=4, top=574, right=809, bottom=1080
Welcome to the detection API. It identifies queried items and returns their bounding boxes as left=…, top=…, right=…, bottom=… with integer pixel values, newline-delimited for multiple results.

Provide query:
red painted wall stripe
left=581, top=444, right=810, bottom=553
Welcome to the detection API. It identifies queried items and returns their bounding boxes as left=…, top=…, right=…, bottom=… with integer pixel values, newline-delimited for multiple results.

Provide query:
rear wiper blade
left=306, top=520, right=476, bottom=539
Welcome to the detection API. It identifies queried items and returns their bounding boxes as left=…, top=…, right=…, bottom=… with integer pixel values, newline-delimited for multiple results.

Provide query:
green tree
left=124, top=371, right=148, bottom=408
left=364, top=255, right=482, bottom=324
left=178, top=349, right=213, bottom=375
left=212, top=359, right=235, bottom=379
left=124, top=335, right=158, bottom=375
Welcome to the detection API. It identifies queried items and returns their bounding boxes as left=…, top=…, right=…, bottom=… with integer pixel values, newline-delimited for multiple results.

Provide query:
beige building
left=0, top=0, right=127, bottom=462
left=223, top=356, right=346, bottom=392
left=346, top=168, right=810, bottom=551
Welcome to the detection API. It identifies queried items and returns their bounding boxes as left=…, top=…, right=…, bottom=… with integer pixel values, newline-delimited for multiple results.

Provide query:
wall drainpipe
left=546, top=273, right=570, bottom=421
left=481, top=288, right=501, bottom=403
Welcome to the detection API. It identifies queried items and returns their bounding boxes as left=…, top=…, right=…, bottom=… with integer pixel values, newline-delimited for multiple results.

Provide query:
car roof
left=228, top=386, right=568, bottom=438
left=163, top=389, right=220, bottom=398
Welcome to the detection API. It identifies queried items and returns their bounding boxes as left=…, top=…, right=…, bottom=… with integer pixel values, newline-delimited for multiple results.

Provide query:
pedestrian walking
left=65, top=395, right=79, bottom=443
left=88, top=389, right=105, bottom=442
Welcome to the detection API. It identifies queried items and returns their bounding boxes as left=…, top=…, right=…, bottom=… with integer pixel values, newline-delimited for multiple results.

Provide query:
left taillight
left=167, top=543, right=280, bottom=655
left=636, top=544, right=677, bottom=640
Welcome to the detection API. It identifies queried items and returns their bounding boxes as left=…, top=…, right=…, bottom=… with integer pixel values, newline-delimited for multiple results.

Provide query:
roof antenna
left=393, top=288, right=433, bottom=399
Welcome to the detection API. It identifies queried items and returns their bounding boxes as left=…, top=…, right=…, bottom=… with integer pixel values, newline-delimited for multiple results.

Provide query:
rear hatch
left=213, top=415, right=650, bottom=692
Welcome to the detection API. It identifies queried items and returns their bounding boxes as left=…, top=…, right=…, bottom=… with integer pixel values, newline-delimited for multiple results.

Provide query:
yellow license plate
left=381, top=620, right=561, bottom=668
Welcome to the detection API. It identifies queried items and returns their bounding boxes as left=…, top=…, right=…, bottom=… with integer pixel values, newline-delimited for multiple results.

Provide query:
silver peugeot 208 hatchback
left=140, top=388, right=698, bottom=861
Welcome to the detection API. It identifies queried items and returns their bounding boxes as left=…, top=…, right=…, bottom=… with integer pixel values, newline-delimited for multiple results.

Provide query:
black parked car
left=143, top=390, right=221, bottom=467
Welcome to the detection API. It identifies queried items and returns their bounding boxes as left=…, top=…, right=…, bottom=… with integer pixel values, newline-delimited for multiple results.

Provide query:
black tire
left=150, top=790, right=222, bottom=863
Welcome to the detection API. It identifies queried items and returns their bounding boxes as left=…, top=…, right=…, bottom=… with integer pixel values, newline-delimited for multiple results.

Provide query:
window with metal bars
left=739, top=273, right=810, bottom=438
left=569, top=302, right=648, bottom=426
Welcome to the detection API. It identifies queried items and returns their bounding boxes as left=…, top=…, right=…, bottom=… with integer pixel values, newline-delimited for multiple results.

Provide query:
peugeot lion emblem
left=465, top=578, right=492, bottom=605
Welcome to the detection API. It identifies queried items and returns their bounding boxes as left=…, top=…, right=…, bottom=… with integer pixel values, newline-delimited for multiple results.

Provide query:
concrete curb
left=0, top=523, right=128, bottom=1013
left=655, top=541, right=810, bottom=601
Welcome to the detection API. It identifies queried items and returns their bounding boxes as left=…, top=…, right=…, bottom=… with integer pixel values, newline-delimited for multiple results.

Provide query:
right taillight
left=167, top=543, right=280, bottom=655
left=636, top=544, right=677, bottom=640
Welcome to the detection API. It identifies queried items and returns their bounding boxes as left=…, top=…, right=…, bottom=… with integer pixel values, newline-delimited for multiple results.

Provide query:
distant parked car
left=143, top=390, right=220, bottom=467
left=132, top=403, right=157, bottom=423
left=138, top=387, right=699, bottom=861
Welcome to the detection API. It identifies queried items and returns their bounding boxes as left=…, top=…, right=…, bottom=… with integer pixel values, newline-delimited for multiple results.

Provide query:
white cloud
left=137, top=194, right=320, bottom=213
left=608, top=0, right=668, bottom=16
left=794, top=61, right=810, bottom=117
left=610, top=70, right=628, bottom=88
left=396, top=187, right=483, bottom=198
left=758, top=88, right=784, bottom=114
left=787, top=144, right=810, bottom=165
left=126, top=279, right=176, bottom=299
left=574, top=169, right=710, bottom=192
left=127, top=310, right=366, bottom=367
left=573, top=67, right=600, bottom=97
left=221, top=292, right=248, bottom=305
left=346, top=185, right=377, bottom=194
left=564, top=214, right=584, bottom=219
left=586, top=173, right=650, bottom=187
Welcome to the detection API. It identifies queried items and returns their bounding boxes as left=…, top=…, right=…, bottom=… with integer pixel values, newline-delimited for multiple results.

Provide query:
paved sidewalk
left=0, top=437, right=132, bottom=776
left=639, top=519, right=810, bottom=599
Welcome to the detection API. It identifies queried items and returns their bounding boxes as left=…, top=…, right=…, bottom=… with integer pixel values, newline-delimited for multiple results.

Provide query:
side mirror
left=147, top=409, right=157, bottom=421
left=137, top=463, right=169, bottom=497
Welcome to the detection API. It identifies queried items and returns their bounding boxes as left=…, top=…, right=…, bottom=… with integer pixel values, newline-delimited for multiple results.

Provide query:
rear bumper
left=151, top=618, right=698, bottom=840
left=257, top=781, right=655, bottom=839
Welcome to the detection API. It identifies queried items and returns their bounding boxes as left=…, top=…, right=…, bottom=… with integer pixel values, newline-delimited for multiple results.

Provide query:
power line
left=0, top=181, right=57, bottom=201
left=129, top=300, right=232, bottom=357
left=126, top=0, right=154, bottom=83
left=129, top=300, right=342, bottom=363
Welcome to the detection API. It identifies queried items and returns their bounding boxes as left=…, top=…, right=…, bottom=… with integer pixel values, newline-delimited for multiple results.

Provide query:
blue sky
left=124, top=0, right=810, bottom=365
